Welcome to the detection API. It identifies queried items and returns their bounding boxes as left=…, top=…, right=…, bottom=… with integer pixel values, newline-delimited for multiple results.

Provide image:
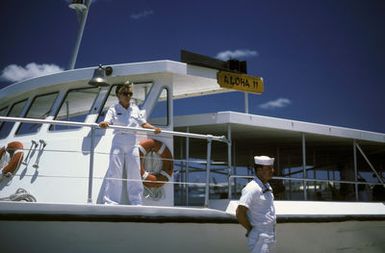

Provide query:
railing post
left=185, top=127, right=190, bottom=206
left=353, top=140, right=359, bottom=201
left=302, top=133, right=307, bottom=200
left=87, top=126, right=95, bottom=203
left=204, top=136, right=213, bottom=208
left=227, top=124, right=232, bottom=199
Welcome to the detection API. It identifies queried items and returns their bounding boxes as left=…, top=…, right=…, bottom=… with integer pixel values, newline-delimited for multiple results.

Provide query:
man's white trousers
left=248, top=225, right=276, bottom=253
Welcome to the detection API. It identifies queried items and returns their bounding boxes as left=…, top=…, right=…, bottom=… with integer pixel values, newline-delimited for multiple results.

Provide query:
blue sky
left=1, top=0, right=384, bottom=132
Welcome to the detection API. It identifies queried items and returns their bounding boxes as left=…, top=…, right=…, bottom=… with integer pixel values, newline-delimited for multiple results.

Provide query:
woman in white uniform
left=99, top=82, right=161, bottom=205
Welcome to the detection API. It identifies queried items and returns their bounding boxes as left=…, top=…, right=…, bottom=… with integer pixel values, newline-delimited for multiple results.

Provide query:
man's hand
left=236, top=205, right=252, bottom=236
left=99, top=121, right=110, bottom=128
left=154, top=127, right=161, bottom=134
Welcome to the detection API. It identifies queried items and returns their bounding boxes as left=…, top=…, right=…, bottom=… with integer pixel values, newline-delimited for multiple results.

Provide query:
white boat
left=1, top=55, right=385, bottom=252
left=1, top=1, right=385, bottom=250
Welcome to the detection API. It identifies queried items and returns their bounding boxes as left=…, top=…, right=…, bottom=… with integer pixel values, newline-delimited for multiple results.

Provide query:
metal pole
left=353, top=140, right=359, bottom=201
left=204, top=137, right=213, bottom=207
left=87, top=126, right=95, bottom=203
left=233, top=140, right=237, bottom=197
left=0, top=116, right=227, bottom=142
left=313, top=151, right=317, bottom=194
left=244, top=92, right=249, bottom=113
left=227, top=124, right=232, bottom=199
left=69, top=0, right=92, bottom=69
left=302, top=133, right=307, bottom=200
left=185, top=127, right=190, bottom=206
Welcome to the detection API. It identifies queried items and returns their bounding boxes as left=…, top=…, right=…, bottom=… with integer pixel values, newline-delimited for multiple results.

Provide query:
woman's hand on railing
left=99, top=121, right=110, bottom=128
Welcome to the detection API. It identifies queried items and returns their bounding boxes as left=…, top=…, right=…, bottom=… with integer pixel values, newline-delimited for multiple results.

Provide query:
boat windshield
left=16, top=93, right=58, bottom=136
left=50, top=87, right=99, bottom=131
left=96, top=82, right=153, bottom=123
left=0, top=99, right=27, bottom=139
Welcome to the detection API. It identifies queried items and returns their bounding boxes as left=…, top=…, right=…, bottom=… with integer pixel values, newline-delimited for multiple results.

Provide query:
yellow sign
left=217, top=71, right=264, bottom=94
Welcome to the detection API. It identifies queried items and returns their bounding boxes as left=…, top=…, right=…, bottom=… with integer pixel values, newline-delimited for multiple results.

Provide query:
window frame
left=15, top=92, right=59, bottom=136
left=147, top=87, right=170, bottom=127
left=0, top=99, right=28, bottom=139
left=49, top=87, right=100, bottom=132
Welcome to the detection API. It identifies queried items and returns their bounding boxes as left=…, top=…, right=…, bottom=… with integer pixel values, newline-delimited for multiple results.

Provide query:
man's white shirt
left=238, top=177, right=276, bottom=227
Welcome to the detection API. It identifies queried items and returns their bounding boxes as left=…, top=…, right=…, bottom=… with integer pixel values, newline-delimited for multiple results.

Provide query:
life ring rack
left=0, top=141, right=24, bottom=177
left=138, top=139, right=173, bottom=188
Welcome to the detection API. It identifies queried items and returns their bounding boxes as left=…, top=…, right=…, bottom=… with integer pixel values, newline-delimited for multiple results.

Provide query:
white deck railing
left=1, top=116, right=384, bottom=204
left=0, top=116, right=228, bottom=206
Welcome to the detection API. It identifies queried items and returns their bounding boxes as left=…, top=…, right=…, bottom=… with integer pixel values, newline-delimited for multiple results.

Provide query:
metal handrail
left=228, top=175, right=384, bottom=199
left=0, top=116, right=228, bottom=143
left=229, top=175, right=385, bottom=185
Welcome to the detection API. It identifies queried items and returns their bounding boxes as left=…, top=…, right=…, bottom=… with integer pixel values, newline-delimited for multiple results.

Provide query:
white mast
left=68, top=0, right=93, bottom=70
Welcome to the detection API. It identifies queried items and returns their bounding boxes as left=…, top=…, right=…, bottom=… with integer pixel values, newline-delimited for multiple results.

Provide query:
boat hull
left=1, top=202, right=385, bottom=253
left=0, top=220, right=247, bottom=253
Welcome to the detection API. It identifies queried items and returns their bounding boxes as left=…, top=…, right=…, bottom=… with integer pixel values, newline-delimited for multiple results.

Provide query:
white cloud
left=1, top=63, right=64, bottom=82
left=130, top=10, right=154, bottom=20
left=259, top=98, right=292, bottom=110
left=216, top=49, right=259, bottom=61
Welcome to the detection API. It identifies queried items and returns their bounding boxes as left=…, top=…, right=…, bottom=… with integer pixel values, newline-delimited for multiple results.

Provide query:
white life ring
left=138, top=139, right=173, bottom=188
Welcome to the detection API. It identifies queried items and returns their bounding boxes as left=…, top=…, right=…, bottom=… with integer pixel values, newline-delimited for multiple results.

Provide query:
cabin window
left=0, top=100, right=27, bottom=139
left=16, top=93, right=58, bottom=136
left=50, top=87, right=99, bottom=131
left=96, top=82, right=153, bottom=123
left=0, top=106, right=8, bottom=116
left=147, top=88, right=169, bottom=126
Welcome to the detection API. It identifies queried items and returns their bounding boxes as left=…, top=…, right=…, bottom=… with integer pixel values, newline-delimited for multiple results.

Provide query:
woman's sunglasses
left=119, top=91, right=133, bottom=97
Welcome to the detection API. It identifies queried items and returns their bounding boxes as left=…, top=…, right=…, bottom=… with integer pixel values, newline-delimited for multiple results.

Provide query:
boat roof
left=0, top=60, right=230, bottom=105
left=174, top=111, right=385, bottom=144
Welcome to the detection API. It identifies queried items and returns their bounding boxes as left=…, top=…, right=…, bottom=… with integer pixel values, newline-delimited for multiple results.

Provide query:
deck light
left=88, top=65, right=113, bottom=87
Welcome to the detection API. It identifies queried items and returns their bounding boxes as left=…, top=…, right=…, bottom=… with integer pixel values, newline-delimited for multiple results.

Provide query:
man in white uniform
left=236, top=156, right=276, bottom=253
left=99, top=82, right=161, bottom=205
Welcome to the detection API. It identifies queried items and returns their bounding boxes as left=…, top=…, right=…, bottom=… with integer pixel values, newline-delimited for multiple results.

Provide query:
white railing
left=228, top=174, right=385, bottom=200
left=2, top=116, right=384, bottom=204
left=0, top=116, right=228, bottom=206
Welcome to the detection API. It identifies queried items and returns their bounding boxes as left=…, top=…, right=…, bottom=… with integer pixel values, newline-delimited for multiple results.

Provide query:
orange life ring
left=0, top=141, right=24, bottom=176
left=138, top=139, right=173, bottom=188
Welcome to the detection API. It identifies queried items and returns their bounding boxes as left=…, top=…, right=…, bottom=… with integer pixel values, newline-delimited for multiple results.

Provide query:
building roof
left=174, top=111, right=385, bottom=144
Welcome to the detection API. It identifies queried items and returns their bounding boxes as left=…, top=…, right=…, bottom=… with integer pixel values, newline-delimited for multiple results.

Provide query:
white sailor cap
left=254, top=155, right=275, bottom=166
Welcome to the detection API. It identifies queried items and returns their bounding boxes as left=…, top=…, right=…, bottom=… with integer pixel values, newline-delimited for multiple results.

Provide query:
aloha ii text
left=217, top=71, right=264, bottom=94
